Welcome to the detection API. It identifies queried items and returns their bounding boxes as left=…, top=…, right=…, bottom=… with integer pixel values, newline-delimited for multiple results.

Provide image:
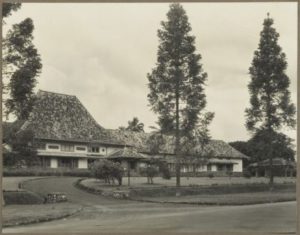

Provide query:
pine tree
left=147, top=3, right=212, bottom=186
left=245, top=14, right=296, bottom=188
left=3, top=18, right=42, bottom=120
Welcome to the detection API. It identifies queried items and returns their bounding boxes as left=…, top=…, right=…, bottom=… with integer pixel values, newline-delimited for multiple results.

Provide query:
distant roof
left=248, top=158, right=296, bottom=167
left=106, top=129, right=249, bottom=159
left=20, top=90, right=121, bottom=144
left=107, top=147, right=147, bottom=160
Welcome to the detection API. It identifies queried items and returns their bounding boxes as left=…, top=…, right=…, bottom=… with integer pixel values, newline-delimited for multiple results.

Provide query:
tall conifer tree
left=246, top=14, right=295, bottom=188
left=148, top=3, right=212, bottom=186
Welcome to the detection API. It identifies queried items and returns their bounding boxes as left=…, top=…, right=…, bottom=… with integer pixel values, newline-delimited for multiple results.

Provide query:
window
left=76, top=146, right=86, bottom=151
left=207, top=164, right=212, bottom=171
left=91, top=147, right=99, bottom=153
left=58, top=158, right=78, bottom=168
left=61, top=144, right=74, bottom=152
left=48, top=145, right=59, bottom=150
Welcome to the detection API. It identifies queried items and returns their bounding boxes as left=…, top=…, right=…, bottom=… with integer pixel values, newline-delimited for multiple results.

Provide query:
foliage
left=246, top=15, right=295, bottom=132
left=159, top=162, right=171, bottom=180
left=2, top=2, right=21, bottom=19
left=147, top=3, right=213, bottom=186
left=90, top=160, right=124, bottom=186
left=3, top=18, right=42, bottom=120
left=3, top=167, right=91, bottom=177
left=243, top=170, right=252, bottom=179
left=3, top=191, right=44, bottom=205
left=3, top=127, right=39, bottom=167
left=125, top=117, right=144, bottom=132
left=248, top=128, right=295, bottom=162
left=140, top=165, right=159, bottom=184
left=147, top=3, right=210, bottom=135
left=146, top=132, right=166, bottom=154
left=245, top=14, right=296, bottom=187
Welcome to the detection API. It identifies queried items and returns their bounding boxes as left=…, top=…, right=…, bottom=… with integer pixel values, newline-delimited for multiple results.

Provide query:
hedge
left=3, top=190, right=44, bottom=205
left=3, top=168, right=91, bottom=177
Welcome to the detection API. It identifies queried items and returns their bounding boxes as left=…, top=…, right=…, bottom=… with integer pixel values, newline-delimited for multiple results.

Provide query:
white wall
left=50, top=158, right=58, bottom=168
left=78, top=158, right=88, bottom=169
left=233, top=159, right=243, bottom=172
left=211, top=165, right=217, bottom=172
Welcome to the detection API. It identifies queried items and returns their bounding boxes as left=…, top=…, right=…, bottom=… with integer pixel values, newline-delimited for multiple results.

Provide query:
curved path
left=3, top=177, right=297, bottom=233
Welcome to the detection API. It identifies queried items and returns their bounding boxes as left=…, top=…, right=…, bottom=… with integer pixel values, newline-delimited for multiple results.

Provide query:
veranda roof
left=208, top=159, right=238, bottom=164
left=107, top=147, right=148, bottom=160
left=248, top=158, right=296, bottom=168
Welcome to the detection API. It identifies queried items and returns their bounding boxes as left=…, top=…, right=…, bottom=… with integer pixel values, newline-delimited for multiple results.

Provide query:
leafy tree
left=140, top=165, right=159, bottom=184
left=248, top=129, right=295, bottom=163
left=245, top=14, right=296, bottom=188
left=90, top=160, right=123, bottom=186
left=125, top=117, right=144, bottom=132
left=146, top=132, right=166, bottom=155
left=147, top=3, right=212, bottom=186
left=229, top=141, right=252, bottom=167
left=4, top=129, right=38, bottom=167
left=2, top=2, right=21, bottom=19
left=3, top=17, right=42, bottom=120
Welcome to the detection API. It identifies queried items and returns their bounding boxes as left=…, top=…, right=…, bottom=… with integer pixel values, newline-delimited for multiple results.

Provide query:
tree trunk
left=127, top=162, right=130, bottom=186
left=175, top=72, right=181, bottom=187
left=269, top=155, right=274, bottom=190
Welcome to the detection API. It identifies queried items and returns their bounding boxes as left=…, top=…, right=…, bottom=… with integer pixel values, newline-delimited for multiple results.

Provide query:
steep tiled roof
left=20, top=90, right=119, bottom=143
left=20, top=90, right=248, bottom=159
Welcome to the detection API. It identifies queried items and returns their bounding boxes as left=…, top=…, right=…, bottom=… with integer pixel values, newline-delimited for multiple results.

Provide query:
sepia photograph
left=1, top=1, right=298, bottom=234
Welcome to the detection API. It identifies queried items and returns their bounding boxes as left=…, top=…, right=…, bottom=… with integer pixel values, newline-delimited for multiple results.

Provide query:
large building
left=17, top=90, right=248, bottom=175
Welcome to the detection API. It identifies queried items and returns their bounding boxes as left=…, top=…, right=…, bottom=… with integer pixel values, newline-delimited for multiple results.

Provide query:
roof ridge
left=37, top=89, right=76, bottom=98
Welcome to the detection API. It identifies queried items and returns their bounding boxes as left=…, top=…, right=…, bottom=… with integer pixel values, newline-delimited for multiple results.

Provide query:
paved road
left=3, top=177, right=297, bottom=233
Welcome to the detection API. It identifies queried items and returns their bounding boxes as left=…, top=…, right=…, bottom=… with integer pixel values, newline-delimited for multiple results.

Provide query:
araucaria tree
left=3, top=12, right=42, bottom=120
left=147, top=3, right=212, bottom=186
left=245, top=14, right=296, bottom=188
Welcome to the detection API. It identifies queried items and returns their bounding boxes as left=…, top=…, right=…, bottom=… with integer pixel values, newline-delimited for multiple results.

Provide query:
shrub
left=159, top=162, right=171, bottom=180
left=208, top=173, right=214, bottom=179
left=243, top=170, right=252, bottom=179
left=3, top=190, right=44, bottom=205
left=90, top=160, right=124, bottom=186
left=140, top=165, right=159, bottom=184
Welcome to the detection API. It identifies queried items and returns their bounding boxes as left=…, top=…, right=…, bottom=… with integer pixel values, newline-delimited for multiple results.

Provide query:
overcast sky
left=4, top=2, right=297, bottom=142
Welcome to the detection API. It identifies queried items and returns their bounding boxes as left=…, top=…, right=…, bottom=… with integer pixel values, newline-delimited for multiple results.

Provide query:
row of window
left=46, top=144, right=106, bottom=153
left=167, top=163, right=234, bottom=172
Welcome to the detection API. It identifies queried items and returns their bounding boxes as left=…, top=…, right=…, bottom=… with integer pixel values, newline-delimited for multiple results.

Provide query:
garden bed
left=78, top=177, right=296, bottom=205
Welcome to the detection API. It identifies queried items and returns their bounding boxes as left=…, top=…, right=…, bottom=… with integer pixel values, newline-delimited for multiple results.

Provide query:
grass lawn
left=3, top=177, right=43, bottom=191
left=80, top=177, right=296, bottom=205
left=139, top=191, right=296, bottom=205
left=2, top=203, right=81, bottom=227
